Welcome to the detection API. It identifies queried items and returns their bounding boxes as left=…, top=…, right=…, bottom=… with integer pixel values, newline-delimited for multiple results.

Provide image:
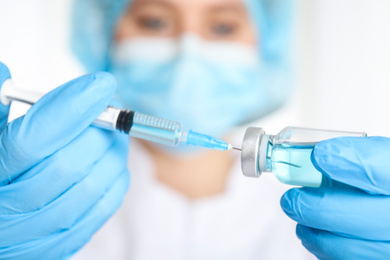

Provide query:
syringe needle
left=232, top=147, right=242, bottom=151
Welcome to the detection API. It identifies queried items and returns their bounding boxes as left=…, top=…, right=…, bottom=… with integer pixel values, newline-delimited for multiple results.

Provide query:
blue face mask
left=110, top=34, right=283, bottom=139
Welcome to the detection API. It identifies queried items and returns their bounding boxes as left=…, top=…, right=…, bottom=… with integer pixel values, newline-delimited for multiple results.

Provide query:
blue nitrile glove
left=0, top=62, right=130, bottom=259
left=281, top=136, right=390, bottom=259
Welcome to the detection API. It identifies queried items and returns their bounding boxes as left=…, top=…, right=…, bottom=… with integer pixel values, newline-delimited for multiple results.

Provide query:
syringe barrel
left=90, top=109, right=183, bottom=146
left=130, top=112, right=183, bottom=146
left=1, top=80, right=233, bottom=151
left=0, top=81, right=120, bottom=131
left=1, top=79, right=183, bottom=147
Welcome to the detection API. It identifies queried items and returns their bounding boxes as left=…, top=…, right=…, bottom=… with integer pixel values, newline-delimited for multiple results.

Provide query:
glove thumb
left=312, top=136, right=390, bottom=195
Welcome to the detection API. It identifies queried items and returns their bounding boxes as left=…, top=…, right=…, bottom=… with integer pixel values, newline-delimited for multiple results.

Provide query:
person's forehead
left=131, top=0, right=247, bottom=11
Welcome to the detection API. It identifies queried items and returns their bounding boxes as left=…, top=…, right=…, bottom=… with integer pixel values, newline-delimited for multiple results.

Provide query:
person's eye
left=210, top=22, right=238, bottom=37
left=137, top=16, right=167, bottom=31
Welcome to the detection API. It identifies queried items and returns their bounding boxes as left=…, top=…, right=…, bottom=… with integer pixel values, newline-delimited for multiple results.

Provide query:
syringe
left=0, top=79, right=232, bottom=151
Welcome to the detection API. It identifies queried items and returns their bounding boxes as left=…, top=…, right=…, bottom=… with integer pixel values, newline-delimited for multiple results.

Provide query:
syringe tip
left=185, top=130, right=231, bottom=151
left=232, top=146, right=242, bottom=151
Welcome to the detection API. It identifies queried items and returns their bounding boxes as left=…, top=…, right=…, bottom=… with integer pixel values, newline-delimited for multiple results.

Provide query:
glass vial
left=240, top=127, right=367, bottom=187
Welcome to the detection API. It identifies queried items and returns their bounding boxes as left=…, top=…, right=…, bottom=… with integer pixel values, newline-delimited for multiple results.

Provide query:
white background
left=0, top=0, right=390, bottom=136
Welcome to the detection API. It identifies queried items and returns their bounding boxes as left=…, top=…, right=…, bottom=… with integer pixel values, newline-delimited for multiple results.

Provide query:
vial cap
left=241, top=127, right=265, bottom=177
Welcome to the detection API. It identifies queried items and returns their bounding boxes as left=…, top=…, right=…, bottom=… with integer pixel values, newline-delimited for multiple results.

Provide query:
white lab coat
left=73, top=139, right=315, bottom=260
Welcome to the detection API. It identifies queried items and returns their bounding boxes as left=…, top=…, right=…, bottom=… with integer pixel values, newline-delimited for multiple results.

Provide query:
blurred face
left=111, top=0, right=266, bottom=141
left=115, top=0, right=257, bottom=46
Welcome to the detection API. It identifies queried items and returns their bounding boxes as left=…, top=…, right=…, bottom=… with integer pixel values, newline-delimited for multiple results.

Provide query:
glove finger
left=312, top=136, right=390, bottom=195
left=0, top=127, right=122, bottom=214
left=296, top=224, right=390, bottom=260
left=0, top=169, right=129, bottom=259
left=0, top=134, right=129, bottom=247
left=281, top=187, right=390, bottom=240
left=0, top=72, right=116, bottom=185
left=0, top=62, right=11, bottom=130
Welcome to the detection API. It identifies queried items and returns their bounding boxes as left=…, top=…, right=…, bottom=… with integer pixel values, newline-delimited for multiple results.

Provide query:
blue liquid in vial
left=271, top=144, right=322, bottom=187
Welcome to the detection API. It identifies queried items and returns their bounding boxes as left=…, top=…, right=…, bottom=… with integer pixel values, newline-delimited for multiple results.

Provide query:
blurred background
left=0, top=0, right=389, bottom=136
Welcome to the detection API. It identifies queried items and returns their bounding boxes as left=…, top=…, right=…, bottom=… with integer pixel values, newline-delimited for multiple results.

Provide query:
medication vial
left=240, top=127, right=367, bottom=187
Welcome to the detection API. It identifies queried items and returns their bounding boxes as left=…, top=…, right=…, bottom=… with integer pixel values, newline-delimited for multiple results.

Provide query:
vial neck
left=258, top=134, right=273, bottom=173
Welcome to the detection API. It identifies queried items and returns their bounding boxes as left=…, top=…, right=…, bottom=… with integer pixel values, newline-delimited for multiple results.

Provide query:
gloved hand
left=0, top=62, right=130, bottom=259
left=281, top=136, right=390, bottom=259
